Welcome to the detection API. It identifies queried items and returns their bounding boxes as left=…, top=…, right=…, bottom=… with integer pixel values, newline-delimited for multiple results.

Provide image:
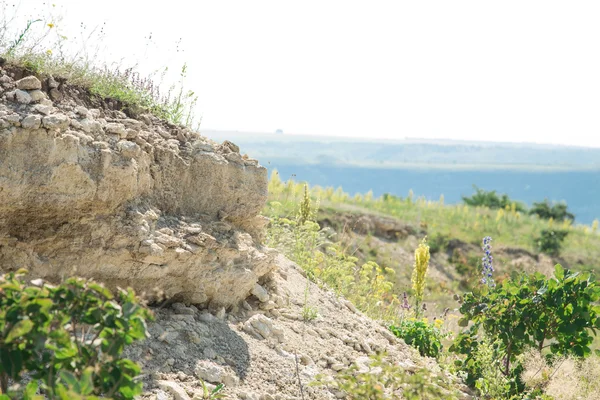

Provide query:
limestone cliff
left=0, top=66, right=275, bottom=307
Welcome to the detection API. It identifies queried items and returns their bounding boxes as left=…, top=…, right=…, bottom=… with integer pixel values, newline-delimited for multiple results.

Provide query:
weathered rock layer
left=0, top=66, right=275, bottom=306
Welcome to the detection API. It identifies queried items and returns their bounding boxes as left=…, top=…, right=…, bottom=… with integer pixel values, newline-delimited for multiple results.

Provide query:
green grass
left=266, top=171, right=600, bottom=277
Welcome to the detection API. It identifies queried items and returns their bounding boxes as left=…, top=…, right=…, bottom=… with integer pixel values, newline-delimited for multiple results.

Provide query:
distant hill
left=202, top=130, right=600, bottom=171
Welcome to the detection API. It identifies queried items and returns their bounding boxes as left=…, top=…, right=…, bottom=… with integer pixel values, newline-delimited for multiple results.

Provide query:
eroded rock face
left=0, top=69, right=274, bottom=306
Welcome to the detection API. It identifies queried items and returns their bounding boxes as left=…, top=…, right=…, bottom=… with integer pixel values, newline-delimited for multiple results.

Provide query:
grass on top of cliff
left=0, top=1, right=200, bottom=129
left=266, top=171, right=600, bottom=278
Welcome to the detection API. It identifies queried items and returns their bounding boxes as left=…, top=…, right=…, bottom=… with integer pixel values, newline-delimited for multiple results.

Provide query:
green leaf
left=5, top=319, right=34, bottom=343
left=23, top=381, right=45, bottom=400
left=59, top=370, right=80, bottom=392
left=458, top=317, right=469, bottom=327
left=79, top=367, right=95, bottom=395
left=88, top=282, right=113, bottom=299
left=212, top=383, right=225, bottom=394
left=554, top=264, right=565, bottom=280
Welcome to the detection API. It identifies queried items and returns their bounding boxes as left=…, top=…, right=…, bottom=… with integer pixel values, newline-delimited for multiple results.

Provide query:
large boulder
left=0, top=70, right=275, bottom=307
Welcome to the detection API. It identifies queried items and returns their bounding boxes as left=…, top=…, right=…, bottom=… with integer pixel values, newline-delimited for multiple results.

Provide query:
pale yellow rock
left=0, top=99, right=272, bottom=306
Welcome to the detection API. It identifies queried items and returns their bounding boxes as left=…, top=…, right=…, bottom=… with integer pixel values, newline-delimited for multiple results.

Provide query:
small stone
left=116, top=140, right=140, bottom=158
left=0, top=75, right=11, bottom=84
left=156, top=390, right=169, bottom=400
left=47, top=76, right=59, bottom=89
left=42, top=114, right=70, bottom=130
left=4, top=114, right=20, bottom=126
left=105, top=122, right=126, bottom=137
left=360, top=339, right=372, bottom=354
left=172, top=302, right=196, bottom=315
left=75, top=106, right=89, bottom=117
left=21, top=114, right=42, bottom=129
left=251, top=283, right=270, bottom=303
left=221, top=140, right=239, bottom=153
left=331, top=363, right=345, bottom=371
left=49, top=88, right=62, bottom=101
left=341, top=299, right=358, bottom=314
left=221, top=372, right=239, bottom=387
left=195, top=360, right=225, bottom=384
left=33, top=104, right=53, bottom=115
left=157, top=380, right=191, bottom=400
left=14, top=89, right=32, bottom=104
left=125, top=128, right=138, bottom=139
left=29, top=90, right=46, bottom=102
left=259, top=300, right=276, bottom=311
left=16, top=75, right=41, bottom=90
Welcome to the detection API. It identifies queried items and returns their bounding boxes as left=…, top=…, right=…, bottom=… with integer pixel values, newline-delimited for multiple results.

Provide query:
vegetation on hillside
left=0, top=2, right=200, bottom=129
left=266, top=171, right=600, bottom=399
left=462, top=186, right=527, bottom=213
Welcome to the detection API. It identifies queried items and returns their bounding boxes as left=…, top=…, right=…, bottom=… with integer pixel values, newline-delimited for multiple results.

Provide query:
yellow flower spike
left=47, top=23, right=55, bottom=28
left=411, top=237, right=430, bottom=317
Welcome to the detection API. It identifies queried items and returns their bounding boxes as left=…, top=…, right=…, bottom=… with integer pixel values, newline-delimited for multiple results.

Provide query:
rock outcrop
left=0, top=67, right=275, bottom=307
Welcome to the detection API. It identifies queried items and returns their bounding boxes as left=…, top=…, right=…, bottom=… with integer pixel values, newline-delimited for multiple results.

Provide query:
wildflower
left=481, top=236, right=495, bottom=287
left=411, top=237, right=430, bottom=317
left=47, top=23, right=55, bottom=29
left=298, top=184, right=311, bottom=225
left=400, top=291, right=411, bottom=310
left=46, top=49, right=52, bottom=56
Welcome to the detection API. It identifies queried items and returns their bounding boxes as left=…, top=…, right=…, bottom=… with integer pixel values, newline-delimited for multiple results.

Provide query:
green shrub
left=529, top=200, right=575, bottom=221
left=535, top=229, right=569, bottom=256
left=0, top=269, right=152, bottom=399
left=389, top=318, right=446, bottom=358
left=462, top=186, right=526, bottom=212
left=450, top=265, right=600, bottom=397
left=428, top=233, right=449, bottom=255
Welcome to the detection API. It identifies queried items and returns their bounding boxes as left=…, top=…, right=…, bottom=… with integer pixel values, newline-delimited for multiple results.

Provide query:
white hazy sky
left=13, top=1, right=600, bottom=147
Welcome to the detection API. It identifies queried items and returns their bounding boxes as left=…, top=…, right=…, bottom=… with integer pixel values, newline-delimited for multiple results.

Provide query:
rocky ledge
left=0, top=67, right=275, bottom=307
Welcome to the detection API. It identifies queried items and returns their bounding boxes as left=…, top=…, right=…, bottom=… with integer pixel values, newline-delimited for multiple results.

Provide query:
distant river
left=269, top=164, right=600, bottom=225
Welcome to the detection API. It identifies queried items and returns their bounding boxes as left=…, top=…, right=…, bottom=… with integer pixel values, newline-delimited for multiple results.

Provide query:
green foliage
left=266, top=176, right=600, bottom=283
left=389, top=318, right=447, bottom=358
left=450, top=265, right=600, bottom=396
left=535, top=229, right=569, bottom=256
left=314, top=353, right=451, bottom=400
left=302, top=281, right=318, bottom=322
left=530, top=200, right=575, bottom=221
left=0, top=270, right=152, bottom=399
left=462, top=186, right=526, bottom=212
left=266, top=198, right=399, bottom=321
left=428, top=233, right=450, bottom=255
left=471, top=336, right=512, bottom=399
left=199, top=379, right=225, bottom=399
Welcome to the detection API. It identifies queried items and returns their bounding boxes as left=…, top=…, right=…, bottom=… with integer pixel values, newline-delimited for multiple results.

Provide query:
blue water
left=270, top=164, right=600, bottom=224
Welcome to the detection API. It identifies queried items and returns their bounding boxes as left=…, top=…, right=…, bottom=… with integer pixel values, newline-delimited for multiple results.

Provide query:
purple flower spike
left=482, top=236, right=495, bottom=288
